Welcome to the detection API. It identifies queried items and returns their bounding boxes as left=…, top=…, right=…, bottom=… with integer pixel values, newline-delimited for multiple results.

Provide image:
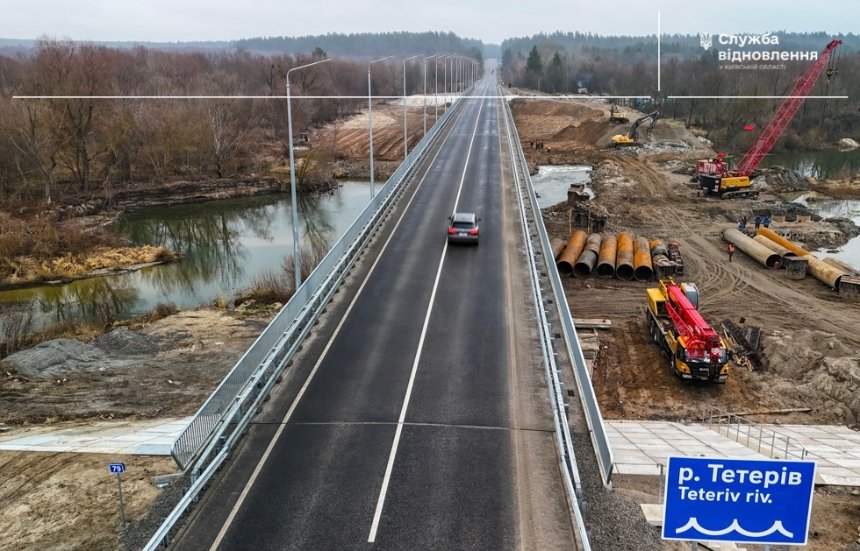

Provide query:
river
left=0, top=181, right=373, bottom=328
left=762, top=148, right=860, bottom=179
left=767, top=149, right=860, bottom=267
left=531, top=165, right=593, bottom=208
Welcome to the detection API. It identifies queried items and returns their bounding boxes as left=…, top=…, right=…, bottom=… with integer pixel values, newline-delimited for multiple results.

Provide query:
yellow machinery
left=611, top=111, right=659, bottom=147
left=609, top=104, right=629, bottom=124
left=646, top=278, right=730, bottom=383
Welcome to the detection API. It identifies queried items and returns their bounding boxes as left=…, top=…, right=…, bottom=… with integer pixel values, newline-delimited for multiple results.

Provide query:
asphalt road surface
left=174, top=74, right=578, bottom=550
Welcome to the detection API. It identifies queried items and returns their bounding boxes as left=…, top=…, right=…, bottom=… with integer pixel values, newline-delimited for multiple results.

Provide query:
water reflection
left=0, top=182, right=371, bottom=329
left=764, top=149, right=860, bottom=180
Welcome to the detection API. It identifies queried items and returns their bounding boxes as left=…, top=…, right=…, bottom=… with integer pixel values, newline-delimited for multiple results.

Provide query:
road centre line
left=367, top=87, right=488, bottom=543
left=208, top=100, right=470, bottom=551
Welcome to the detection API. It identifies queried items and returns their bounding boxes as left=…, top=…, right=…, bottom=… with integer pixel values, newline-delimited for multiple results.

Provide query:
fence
left=703, top=405, right=808, bottom=460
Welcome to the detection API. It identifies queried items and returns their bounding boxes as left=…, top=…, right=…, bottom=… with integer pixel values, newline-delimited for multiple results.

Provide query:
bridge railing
left=499, top=91, right=614, bottom=486
left=171, top=95, right=468, bottom=472
left=143, top=92, right=468, bottom=551
left=702, top=405, right=808, bottom=461
left=500, top=94, right=589, bottom=550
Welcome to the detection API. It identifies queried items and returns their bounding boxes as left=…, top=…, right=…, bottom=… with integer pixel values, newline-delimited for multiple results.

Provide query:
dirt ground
left=0, top=95, right=858, bottom=549
left=0, top=307, right=277, bottom=549
left=512, top=97, right=860, bottom=550
left=0, top=452, right=175, bottom=550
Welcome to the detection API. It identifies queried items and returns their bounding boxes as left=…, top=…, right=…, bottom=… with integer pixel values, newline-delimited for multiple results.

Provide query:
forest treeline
left=236, top=31, right=484, bottom=61
left=501, top=32, right=860, bottom=150
left=0, top=39, right=478, bottom=203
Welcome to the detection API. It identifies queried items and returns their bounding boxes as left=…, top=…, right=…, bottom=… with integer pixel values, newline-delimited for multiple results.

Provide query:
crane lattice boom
left=734, top=39, right=842, bottom=176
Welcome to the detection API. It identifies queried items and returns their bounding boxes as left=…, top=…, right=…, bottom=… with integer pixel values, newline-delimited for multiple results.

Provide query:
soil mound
left=93, top=327, right=160, bottom=356
left=2, top=339, right=108, bottom=379
left=762, top=329, right=860, bottom=424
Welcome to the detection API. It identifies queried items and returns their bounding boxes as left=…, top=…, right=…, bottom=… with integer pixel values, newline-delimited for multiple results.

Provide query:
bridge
left=145, top=68, right=611, bottom=550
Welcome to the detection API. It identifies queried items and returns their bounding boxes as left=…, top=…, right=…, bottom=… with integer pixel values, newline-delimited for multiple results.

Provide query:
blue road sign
left=109, top=463, right=126, bottom=474
left=662, top=456, right=816, bottom=546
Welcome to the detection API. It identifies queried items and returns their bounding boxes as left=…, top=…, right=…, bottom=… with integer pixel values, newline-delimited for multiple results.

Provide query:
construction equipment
left=696, top=39, right=842, bottom=199
left=609, top=104, right=629, bottom=124
left=646, top=278, right=730, bottom=383
left=611, top=111, right=659, bottom=147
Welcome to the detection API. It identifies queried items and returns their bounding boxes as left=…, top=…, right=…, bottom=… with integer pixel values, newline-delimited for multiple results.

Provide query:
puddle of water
left=531, top=165, right=593, bottom=208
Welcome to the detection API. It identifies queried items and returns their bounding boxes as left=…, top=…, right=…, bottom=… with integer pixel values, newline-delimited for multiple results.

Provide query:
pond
left=531, top=165, right=593, bottom=209
left=0, top=181, right=373, bottom=329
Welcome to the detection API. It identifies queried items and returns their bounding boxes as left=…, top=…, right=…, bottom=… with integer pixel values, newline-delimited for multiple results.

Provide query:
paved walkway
left=0, top=417, right=189, bottom=455
left=1, top=416, right=858, bottom=486
left=608, top=420, right=860, bottom=486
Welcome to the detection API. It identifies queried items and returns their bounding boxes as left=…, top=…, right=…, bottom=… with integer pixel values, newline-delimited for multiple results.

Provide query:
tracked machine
left=646, top=278, right=730, bottom=383
left=696, top=39, right=842, bottom=199
left=611, top=110, right=659, bottom=147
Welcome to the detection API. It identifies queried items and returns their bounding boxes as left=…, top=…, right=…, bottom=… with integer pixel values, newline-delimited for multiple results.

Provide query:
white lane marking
left=367, top=85, right=488, bottom=543
left=208, top=106, right=466, bottom=551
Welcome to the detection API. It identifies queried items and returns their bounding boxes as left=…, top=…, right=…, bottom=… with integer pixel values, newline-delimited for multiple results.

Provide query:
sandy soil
left=1, top=94, right=857, bottom=550
left=0, top=451, right=176, bottom=550
left=512, top=97, right=860, bottom=550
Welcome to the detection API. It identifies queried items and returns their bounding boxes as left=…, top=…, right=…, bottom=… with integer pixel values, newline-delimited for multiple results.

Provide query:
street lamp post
left=287, top=57, right=331, bottom=291
left=368, top=55, right=394, bottom=199
left=402, top=54, right=421, bottom=160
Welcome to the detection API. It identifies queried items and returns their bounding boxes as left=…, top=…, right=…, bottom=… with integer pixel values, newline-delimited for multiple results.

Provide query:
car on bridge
left=447, top=212, right=480, bottom=245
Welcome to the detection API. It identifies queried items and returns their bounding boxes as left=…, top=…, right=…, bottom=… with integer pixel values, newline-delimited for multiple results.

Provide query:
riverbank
left=1, top=172, right=350, bottom=291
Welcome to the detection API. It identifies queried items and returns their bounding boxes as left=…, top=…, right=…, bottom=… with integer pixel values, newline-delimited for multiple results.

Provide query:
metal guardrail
left=143, top=93, right=468, bottom=551
left=702, top=405, right=808, bottom=460
left=171, top=94, right=465, bottom=472
left=500, top=94, right=589, bottom=550
left=500, top=91, right=615, bottom=487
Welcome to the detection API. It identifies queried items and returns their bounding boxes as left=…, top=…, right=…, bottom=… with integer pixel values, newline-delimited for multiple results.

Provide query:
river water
left=0, top=181, right=372, bottom=327
left=531, top=165, right=593, bottom=208
left=763, top=148, right=860, bottom=179
left=766, top=149, right=860, bottom=267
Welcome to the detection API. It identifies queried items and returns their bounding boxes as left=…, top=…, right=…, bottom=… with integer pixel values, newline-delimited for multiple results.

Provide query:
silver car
left=447, top=212, right=480, bottom=245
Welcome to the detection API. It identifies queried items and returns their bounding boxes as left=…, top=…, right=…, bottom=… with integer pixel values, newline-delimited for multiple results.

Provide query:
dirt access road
left=512, top=96, right=860, bottom=550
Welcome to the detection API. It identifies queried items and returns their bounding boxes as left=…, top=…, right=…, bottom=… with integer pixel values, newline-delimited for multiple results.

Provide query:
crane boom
left=734, top=39, right=842, bottom=176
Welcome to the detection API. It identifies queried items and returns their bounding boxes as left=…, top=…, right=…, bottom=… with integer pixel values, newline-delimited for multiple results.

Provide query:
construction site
left=1, top=45, right=859, bottom=549
left=510, top=42, right=860, bottom=550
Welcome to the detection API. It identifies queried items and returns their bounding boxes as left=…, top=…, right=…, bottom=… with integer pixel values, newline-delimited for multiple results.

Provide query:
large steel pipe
left=801, top=254, right=846, bottom=290
left=557, top=230, right=587, bottom=275
left=574, top=233, right=603, bottom=278
left=633, top=237, right=654, bottom=281
left=596, top=234, right=617, bottom=278
left=756, top=227, right=810, bottom=257
left=824, top=257, right=860, bottom=277
left=753, top=235, right=797, bottom=261
left=615, top=232, right=634, bottom=280
left=722, top=228, right=781, bottom=268
left=649, top=238, right=668, bottom=259
left=551, top=238, right=566, bottom=261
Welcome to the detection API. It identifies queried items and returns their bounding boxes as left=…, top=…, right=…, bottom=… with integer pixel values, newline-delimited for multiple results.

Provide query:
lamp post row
left=287, top=54, right=478, bottom=286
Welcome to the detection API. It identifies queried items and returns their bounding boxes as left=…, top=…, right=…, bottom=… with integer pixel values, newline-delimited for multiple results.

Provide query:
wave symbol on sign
left=675, top=517, right=794, bottom=538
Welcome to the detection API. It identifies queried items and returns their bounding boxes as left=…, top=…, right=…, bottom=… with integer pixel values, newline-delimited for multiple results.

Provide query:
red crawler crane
left=697, top=39, right=842, bottom=199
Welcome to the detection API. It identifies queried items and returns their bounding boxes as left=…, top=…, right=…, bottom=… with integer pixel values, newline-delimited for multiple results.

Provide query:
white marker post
left=109, top=462, right=126, bottom=527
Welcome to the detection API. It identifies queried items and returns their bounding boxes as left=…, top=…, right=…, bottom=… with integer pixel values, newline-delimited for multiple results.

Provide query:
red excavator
left=697, top=39, right=842, bottom=199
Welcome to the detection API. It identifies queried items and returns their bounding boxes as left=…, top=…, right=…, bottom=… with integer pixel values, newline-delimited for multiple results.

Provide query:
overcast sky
left=2, top=0, right=857, bottom=44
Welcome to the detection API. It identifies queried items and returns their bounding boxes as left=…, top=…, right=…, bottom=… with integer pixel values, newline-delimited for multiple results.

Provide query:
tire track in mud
left=612, top=156, right=859, bottom=345
left=0, top=452, right=73, bottom=504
